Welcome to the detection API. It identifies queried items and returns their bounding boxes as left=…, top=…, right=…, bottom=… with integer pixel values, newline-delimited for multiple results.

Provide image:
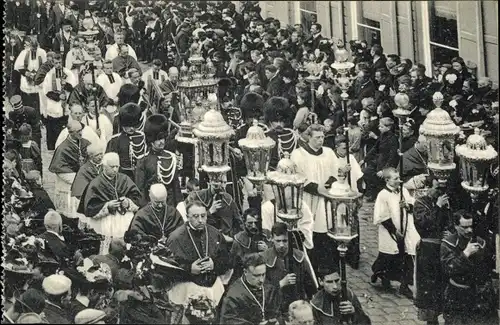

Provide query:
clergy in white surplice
left=96, top=60, right=123, bottom=105
left=141, top=59, right=169, bottom=91
left=104, top=32, right=137, bottom=61
left=55, top=104, right=102, bottom=150
left=331, top=134, right=364, bottom=192
left=290, top=124, right=340, bottom=273
left=42, top=53, right=78, bottom=150
left=64, top=36, right=94, bottom=77
left=14, top=37, right=47, bottom=109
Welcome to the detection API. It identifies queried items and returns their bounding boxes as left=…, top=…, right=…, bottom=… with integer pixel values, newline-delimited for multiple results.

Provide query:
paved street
left=5, top=56, right=439, bottom=322
left=36, top=130, right=438, bottom=325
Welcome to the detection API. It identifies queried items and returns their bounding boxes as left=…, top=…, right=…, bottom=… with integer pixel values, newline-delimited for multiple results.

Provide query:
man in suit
left=361, top=117, right=399, bottom=201
left=265, top=65, right=284, bottom=98
left=53, top=19, right=77, bottom=62
left=353, top=68, right=376, bottom=101
left=68, top=3, right=81, bottom=33
left=251, top=49, right=269, bottom=89
left=50, top=0, right=68, bottom=33
left=370, top=44, right=387, bottom=75
left=306, top=23, right=324, bottom=50
left=174, top=21, right=190, bottom=64
left=39, top=211, right=73, bottom=266
left=145, top=7, right=163, bottom=63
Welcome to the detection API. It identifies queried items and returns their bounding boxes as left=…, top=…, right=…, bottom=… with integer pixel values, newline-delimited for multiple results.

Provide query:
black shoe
left=399, top=284, right=413, bottom=300
left=370, top=274, right=378, bottom=283
left=381, top=277, right=391, bottom=289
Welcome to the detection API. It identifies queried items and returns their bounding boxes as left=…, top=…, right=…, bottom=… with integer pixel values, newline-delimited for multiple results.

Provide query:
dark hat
left=70, top=3, right=79, bottom=11
left=218, top=78, right=233, bottom=88
left=119, top=103, right=142, bottom=128
left=62, top=18, right=72, bottom=26
left=10, top=95, right=23, bottom=109
left=240, top=92, right=264, bottom=120
left=263, top=97, right=291, bottom=123
left=144, top=114, right=169, bottom=144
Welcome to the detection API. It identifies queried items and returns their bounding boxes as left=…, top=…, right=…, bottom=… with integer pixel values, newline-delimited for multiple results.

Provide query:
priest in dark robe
left=263, top=222, right=317, bottom=314
left=107, top=103, right=147, bottom=180
left=220, top=253, right=282, bottom=325
left=135, top=114, right=183, bottom=207
left=49, top=120, right=90, bottom=220
left=71, top=142, right=103, bottom=200
left=79, top=152, right=143, bottom=255
left=186, top=181, right=243, bottom=242
left=128, top=183, right=184, bottom=243
left=230, top=208, right=271, bottom=282
left=67, top=72, right=113, bottom=110
left=311, top=266, right=371, bottom=325
left=414, top=176, right=453, bottom=325
left=112, top=44, right=142, bottom=78
left=399, top=134, right=429, bottom=199
left=166, top=201, right=231, bottom=323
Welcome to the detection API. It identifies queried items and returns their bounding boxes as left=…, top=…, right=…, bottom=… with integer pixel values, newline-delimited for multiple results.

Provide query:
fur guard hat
left=240, top=92, right=264, bottom=120
left=119, top=103, right=142, bottom=128
left=263, top=97, right=292, bottom=124
left=144, top=114, right=169, bottom=144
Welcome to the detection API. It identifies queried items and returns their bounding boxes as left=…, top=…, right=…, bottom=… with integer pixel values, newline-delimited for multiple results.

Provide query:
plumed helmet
left=119, top=103, right=142, bottom=128
left=144, top=114, right=169, bottom=144
left=240, top=92, right=264, bottom=120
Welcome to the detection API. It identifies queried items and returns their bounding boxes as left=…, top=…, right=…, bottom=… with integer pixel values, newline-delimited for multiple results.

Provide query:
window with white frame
left=299, top=1, right=317, bottom=36
left=356, top=2, right=381, bottom=46
left=429, top=0, right=459, bottom=64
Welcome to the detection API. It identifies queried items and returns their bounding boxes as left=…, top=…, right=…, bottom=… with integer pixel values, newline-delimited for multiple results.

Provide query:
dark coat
left=311, top=289, right=371, bottom=325
left=254, top=58, right=269, bottom=89
left=353, top=80, right=376, bottom=101
left=266, top=74, right=284, bottom=98
left=364, top=131, right=399, bottom=172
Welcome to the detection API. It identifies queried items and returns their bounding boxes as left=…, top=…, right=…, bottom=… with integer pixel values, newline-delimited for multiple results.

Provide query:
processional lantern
left=266, top=154, right=306, bottom=229
left=193, top=109, right=235, bottom=184
left=456, top=129, right=498, bottom=201
left=325, top=181, right=362, bottom=244
left=177, top=46, right=219, bottom=141
left=420, top=92, right=461, bottom=183
left=238, top=120, right=276, bottom=190
left=331, top=41, right=356, bottom=96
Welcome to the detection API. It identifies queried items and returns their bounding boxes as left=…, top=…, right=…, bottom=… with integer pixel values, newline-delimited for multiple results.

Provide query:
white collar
left=46, top=230, right=65, bottom=242
left=76, top=295, right=90, bottom=307
left=21, top=141, right=32, bottom=148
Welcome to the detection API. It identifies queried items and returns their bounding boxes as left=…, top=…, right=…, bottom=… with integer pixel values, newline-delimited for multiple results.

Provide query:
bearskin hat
left=119, top=103, right=142, bottom=128
left=240, top=92, right=264, bottom=120
left=144, top=114, right=169, bottom=144
left=263, top=96, right=292, bottom=124
left=117, top=84, right=141, bottom=107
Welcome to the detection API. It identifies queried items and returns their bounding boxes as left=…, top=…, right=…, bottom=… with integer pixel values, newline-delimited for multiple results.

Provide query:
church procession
left=2, top=0, right=499, bottom=324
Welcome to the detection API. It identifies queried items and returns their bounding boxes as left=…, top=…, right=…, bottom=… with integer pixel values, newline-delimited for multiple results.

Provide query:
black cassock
left=128, top=204, right=184, bottom=242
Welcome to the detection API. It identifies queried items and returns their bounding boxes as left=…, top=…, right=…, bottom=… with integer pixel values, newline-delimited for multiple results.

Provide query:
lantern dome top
left=193, top=109, right=235, bottom=140
left=238, top=120, right=276, bottom=150
left=266, top=153, right=307, bottom=186
left=421, top=92, right=460, bottom=137
left=456, top=129, right=498, bottom=161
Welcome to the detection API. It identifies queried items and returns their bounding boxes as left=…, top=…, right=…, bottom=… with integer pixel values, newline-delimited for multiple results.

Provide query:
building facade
left=238, top=1, right=498, bottom=84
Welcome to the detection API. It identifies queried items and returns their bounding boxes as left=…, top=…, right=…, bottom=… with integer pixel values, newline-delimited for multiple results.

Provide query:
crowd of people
left=3, top=0, right=499, bottom=324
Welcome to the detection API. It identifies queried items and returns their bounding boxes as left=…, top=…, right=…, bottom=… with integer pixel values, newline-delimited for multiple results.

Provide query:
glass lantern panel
left=208, top=143, right=215, bottom=166
left=335, top=203, right=351, bottom=236
left=428, top=139, right=438, bottom=164
left=441, top=140, right=454, bottom=164
left=221, top=142, right=226, bottom=164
